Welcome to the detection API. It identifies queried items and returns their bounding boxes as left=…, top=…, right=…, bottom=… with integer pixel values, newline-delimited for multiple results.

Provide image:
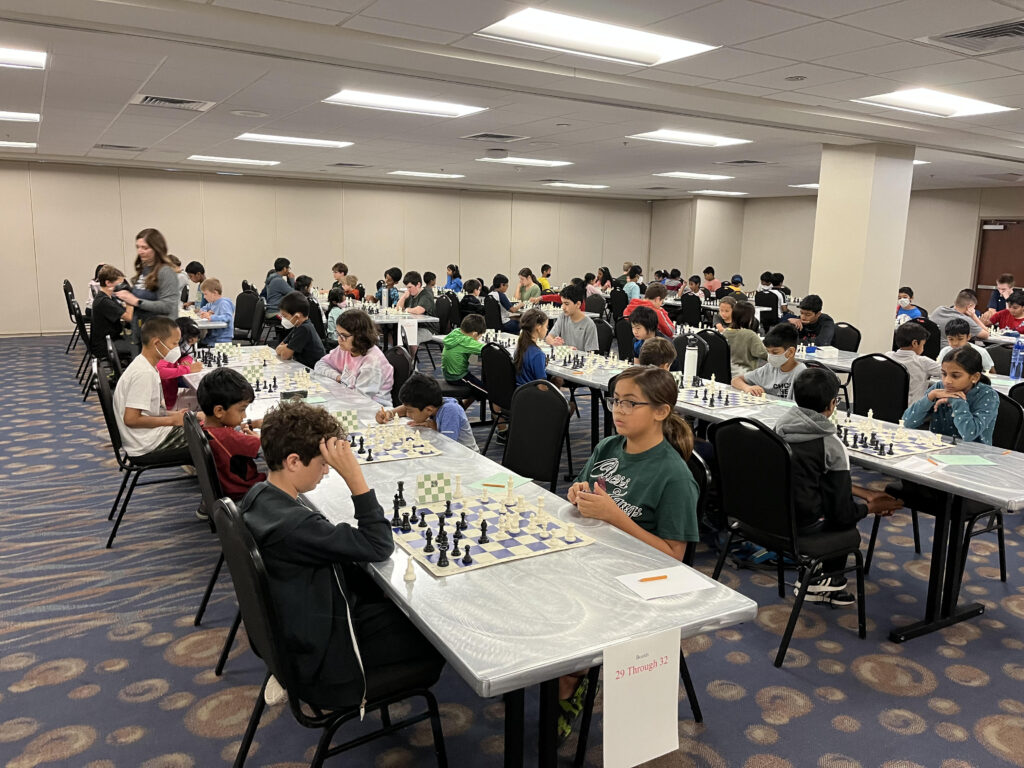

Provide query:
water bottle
left=1011, top=337, right=1024, bottom=380
left=684, top=336, right=699, bottom=382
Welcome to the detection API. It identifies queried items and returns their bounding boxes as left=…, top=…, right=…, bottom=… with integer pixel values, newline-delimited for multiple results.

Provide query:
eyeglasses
left=608, top=397, right=651, bottom=413
left=338, top=331, right=353, bottom=341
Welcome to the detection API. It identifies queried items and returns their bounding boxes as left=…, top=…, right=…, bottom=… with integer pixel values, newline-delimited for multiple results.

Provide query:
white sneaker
left=264, top=675, right=288, bottom=705
left=794, top=575, right=847, bottom=594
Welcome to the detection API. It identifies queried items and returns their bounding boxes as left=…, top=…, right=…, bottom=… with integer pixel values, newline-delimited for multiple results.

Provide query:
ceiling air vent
left=128, top=94, right=217, bottom=112
left=922, top=20, right=1024, bottom=55
left=328, top=162, right=371, bottom=168
left=461, top=132, right=529, bottom=142
left=644, top=186, right=675, bottom=190
left=712, top=160, right=776, bottom=166
left=93, top=143, right=146, bottom=151
left=979, top=172, right=1024, bottom=182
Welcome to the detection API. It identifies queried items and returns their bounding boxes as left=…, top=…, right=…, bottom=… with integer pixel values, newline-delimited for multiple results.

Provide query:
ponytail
left=663, top=411, right=694, bottom=460
left=514, top=308, right=547, bottom=372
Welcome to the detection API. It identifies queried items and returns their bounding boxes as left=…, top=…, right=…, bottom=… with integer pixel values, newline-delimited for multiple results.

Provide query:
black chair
left=850, top=354, right=909, bottom=423
left=673, top=333, right=708, bottom=382
left=306, top=295, right=327, bottom=342
left=480, top=343, right=517, bottom=453
left=420, top=296, right=454, bottom=369
left=94, top=362, right=195, bottom=548
left=233, top=292, right=257, bottom=342
left=211, top=498, right=448, bottom=768
left=483, top=295, right=503, bottom=332
left=709, top=418, right=866, bottom=666
left=609, top=288, right=628, bottom=322
left=678, top=293, right=702, bottom=327
left=1010, top=381, right=1024, bottom=409
left=502, top=381, right=571, bottom=491
left=71, top=300, right=97, bottom=398
left=594, top=319, right=613, bottom=357
left=385, top=346, right=414, bottom=408
left=614, top=318, right=634, bottom=361
left=64, top=279, right=86, bottom=354
left=241, top=279, right=258, bottom=295
left=916, top=306, right=929, bottom=319
left=989, top=344, right=1011, bottom=376
left=247, top=298, right=267, bottom=346
left=584, top=294, right=606, bottom=317
left=105, top=336, right=124, bottom=383
left=834, top=323, right=861, bottom=353
left=754, top=291, right=780, bottom=329
left=918, top=318, right=941, bottom=359
left=180, top=284, right=189, bottom=304
left=696, top=329, right=730, bottom=383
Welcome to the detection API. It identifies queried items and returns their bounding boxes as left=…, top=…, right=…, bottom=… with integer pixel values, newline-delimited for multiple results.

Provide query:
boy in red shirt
left=988, top=289, right=1024, bottom=333
left=196, top=367, right=266, bottom=500
left=157, top=317, right=203, bottom=409
left=622, top=283, right=675, bottom=337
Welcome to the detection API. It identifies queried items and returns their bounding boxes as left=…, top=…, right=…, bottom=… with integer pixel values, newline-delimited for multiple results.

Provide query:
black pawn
left=445, top=500, right=453, bottom=518
left=401, top=513, right=411, bottom=533
left=358, top=437, right=365, bottom=454
left=409, top=506, right=419, bottom=524
left=453, top=528, right=463, bottom=543
left=423, top=530, right=434, bottom=553
left=459, top=511, right=467, bottom=531
left=366, top=448, right=373, bottom=462
left=451, top=540, right=461, bottom=558
left=436, top=547, right=449, bottom=568
left=254, top=379, right=261, bottom=392
left=887, top=443, right=894, bottom=456
left=416, top=507, right=426, bottom=527
left=461, top=545, right=472, bottom=566
left=272, top=376, right=277, bottom=390
left=350, top=434, right=357, bottom=448
left=478, top=520, right=490, bottom=544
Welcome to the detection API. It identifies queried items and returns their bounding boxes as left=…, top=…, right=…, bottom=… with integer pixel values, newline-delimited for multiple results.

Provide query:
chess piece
left=404, top=558, right=416, bottom=583
left=458, top=511, right=467, bottom=531
left=366, top=448, right=373, bottom=461
left=516, top=494, right=525, bottom=508
left=451, top=539, right=461, bottom=558
left=565, top=523, right=577, bottom=542
left=436, top=546, right=449, bottom=568
left=478, top=520, right=489, bottom=544
left=358, top=437, right=365, bottom=455
left=409, top=506, right=419, bottom=524
left=401, top=513, right=411, bottom=533
left=416, top=507, right=427, bottom=528
left=505, top=476, right=515, bottom=504
left=397, top=481, right=406, bottom=507
left=454, top=475, right=462, bottom=498
left=445, top=499, right=453, bottom=518
left=423, top=530, right=435, bottom=553
left=461, top=545, right=472, bottom=566
left=391, top=500, right=401, bottom=527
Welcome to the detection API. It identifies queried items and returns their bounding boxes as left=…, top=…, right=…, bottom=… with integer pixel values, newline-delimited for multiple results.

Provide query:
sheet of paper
left=615, top=566, right=715, bottom=600
left=933, top=454, right=996, bottom=466
left=603, top=628, right=681, bottom=768
left=399, top=319, right=419, bottom=347
left=894, top=456, right=942, bottom=475
left=304, top=396, right=326, bottom=404
left=467, top=471, right=533, bottom=491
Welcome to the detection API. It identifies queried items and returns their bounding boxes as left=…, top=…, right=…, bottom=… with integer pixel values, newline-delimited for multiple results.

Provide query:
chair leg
left=423, top=689, right=449, bottom=768
left=106, top=470, right=142, bottom=548
left=711, top=529, right=735, bottom=580
left=864, top=515, right=882, bottom=575
left=572, top=666, right=602, bottom=768
left=380, top=705, right=391, bottom=728
left=853, top=551, right=866, bottom=639
left=82, top=369, right=96, bottom=401
left=232, top=671, right=269, bottom=768
left=776, top=557, right=786, bottom=598
left=775, top=560, right=816, bottom=667
left=482, top=413, right=503, bottom=454
left=679, top=652, right=703, bottom=723
left=108, top=469, right=132, bottom=521
left=996, top=512, right=1007, bottom=582
left=66, top=326, right=78, bottom=354
left=215, top=609, right=242, bottom=676
left=911, top=509, right=921, bottom=554
left=194, top=553, right=225, bottom=626
left=562, top=429, right=574, bottom=482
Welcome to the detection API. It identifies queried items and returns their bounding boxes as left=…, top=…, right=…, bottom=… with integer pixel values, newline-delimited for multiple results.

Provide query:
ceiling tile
left=812, top=41, right=959, bottom=75
left=885, top=58, right=1021, bottom=87
left=839, top=0, right=1021, bottom=39
left=657, top=47, right=795, bottom=79
left=342, top=15, right=463, bottom=43
left=288, top=0, right=375, bottom=11
left=701, top=81, right=780, bottom=96
left=358, top=0, right=524, bottom=34
left=739, top=21, right=894, bottom=60
left=951, top=74, right=1024, bottom=98
left=754, top=0, right=901, bottom=18
left=651, top=0, right=816, bottom=45
left=629, top=69, right=716, bottom=87
left=731, top=63, right=860, bottom=91
left=213, top=0, right=351, bottom=24
left=978, top=49, right=1024, bottom=74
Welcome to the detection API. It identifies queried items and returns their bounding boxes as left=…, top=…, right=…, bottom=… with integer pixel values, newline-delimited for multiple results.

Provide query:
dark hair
left=197, top=367, right=255, bottom=415
left=584, top=272, right=596, bottom=284
left=771, top=272, right=784, bottom=285
left=597, top=267, right=611, bottom=285
left=570, top=277, right=585, bottom=289
left=798, top=294, right=823, bottom=313
left=399, top=373, right=442, bottom=409
left=718, top=295, right=738, bottom=310
left=133, top=228, right=171, bottom=292
left=645, top=283, right=668, bottom=301
left=168, top=254, right=181, bottom=268
left=654, top=270, right=665, bottom=279
left=732, top=301, right=755, bottom=330
left=385, top=267, right=403, bottom=284
left=637, top=337, right=676, bottom=367
left=760, top=271, right=773, bottom=283
left=955, top=289, right=978, bottom=308
left=332, top=262, right=348, bottom=274
left=140, top=315, right=177, bottom=345
left=327, top=287, right=345, bottom=308
left=944, top=317, right=971, bottom=338
left=669, top=269, right=681, bottom=279
left=703, top=266, right=715, bottom=276
left=894, top=321, right=930, bottom=347
left=518, top=267, right=535, bottom=281
left=273, top=257, right=291, bottom=272
left=793, top=367, right=839, bottom=413
left=280, top=290, right=309, bottom=317
left=447, top=264, right=461, bottom=278
left=176, top=316, right=200, bottom=342
left=688, top=275, right=701, bottom=286
left=402, top=270, right=422, bottom=286
left=627, top=265, right=643, bottom=280
left=764, top=322, right=798, bottom=350
left=93, top=263, right=105, bottom=280
left=560, top=283, right=585, bottom=305
left=541, top=263, right=551, bottom=274
left=185, top=261, right=205, bottom=276
left=613, top=367, right=693, bottom=459
left=942, top=344, right=989, bottom=385
left=336, top=308, right=378, bottom=354
left=491, top=273, right=509, bottom=291
left=423, top=271, right=436, bottom=286
left=1008, top=289, right=1024, bottom=307
left=460, top=314, right=486, bottom=335
left=463, top=278, right=481, bottom=294
left=998, top=273, right=1015, bottom=286
left=294, top=275, right=313, bottom=295
left=514, top=308, right=548, bottom=372
left=261, top=400, right=342, bottom=470
left=899, top=286, right=914, bottom=298
left=629, top=306, right=658, bottom=333
left=97, top=264, right=124, bottom=285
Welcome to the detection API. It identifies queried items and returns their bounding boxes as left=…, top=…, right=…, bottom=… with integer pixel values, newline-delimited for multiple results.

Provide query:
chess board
left=679, top=386, right=769, bottom=410
left=836, top=422, right=946, bottom=460
left=245, top=371, right=328, bottom=400
left=392, top=494, right=592, bottom=577
left=547, top=350, right=630, bottom=377
left=344, top=426, right=443, bottom=465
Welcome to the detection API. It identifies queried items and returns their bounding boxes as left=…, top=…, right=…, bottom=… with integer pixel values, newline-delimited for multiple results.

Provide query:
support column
left=809, top=143, right=915, bottom=354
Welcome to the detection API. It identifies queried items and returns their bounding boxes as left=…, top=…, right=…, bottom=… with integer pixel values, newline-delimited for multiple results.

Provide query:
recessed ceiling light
left=0, top=110, right=40, bottom=123
left=388, top=171, right=465, bottom=179
left=689, top=189, right=747, bottom=196
left=788, top=183, right=819, bottom=189
left=913, top=160, right=930, bottom=165
left=230, top=109, right=269, bottom=118
left=323, top=89, right=486, bottom=118
left=851, top=88, right=1014, bottom=118
left=236, top=132, right=353, bottom=149
left=0, top=140, right=36, bottom=148
left=476, top=156, right=572, bottom=167
left=0, top=47, right=46, bottom=70
left=628, top=129, right=751, bottom=148
left=216, top=172, right=244, bottom=176
left=188, top=155, right=280, bottom=166
left=653, top=171, right=734, bottom=181
left=474, top=8, right=717, bottom=67
left=543, top=182, right=609, bottom=189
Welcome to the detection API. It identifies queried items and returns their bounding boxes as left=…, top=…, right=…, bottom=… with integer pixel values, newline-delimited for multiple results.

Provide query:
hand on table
left=549, top=336, right=564, bottom=346
left=575, top=482, right=622, bottom=522
left=748, top=385, right=765, bottom=397
left=567, top=481, right=589, bottom=505
left=189, top=361, right=203, bottom=373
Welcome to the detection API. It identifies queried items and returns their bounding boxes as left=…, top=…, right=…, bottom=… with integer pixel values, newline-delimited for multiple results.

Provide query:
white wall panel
left=459, top=192, right=511, bottom=286
left=274, top=179, right=343, bottom=289
left=0, top=163, right=41, bottom=336
left=601, top=201, right=649, bottom=277
left=343, top=184, right=405, bottom=281
left=510, top=194, right=560, bottom=279
left=403, top=188, right=461, bottom=280
left=740, top=196, right=816, bottom=297
left=202, top=176, right=277, bottom=298
left=557, top=199, right=604, bottom=281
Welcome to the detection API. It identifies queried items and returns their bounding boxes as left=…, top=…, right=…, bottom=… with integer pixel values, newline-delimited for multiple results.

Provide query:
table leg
left=589, top=387, right=600, bottom=449
left=538, top=679, right=559, bottom=768
left=503, top=688, right=525, bottom=768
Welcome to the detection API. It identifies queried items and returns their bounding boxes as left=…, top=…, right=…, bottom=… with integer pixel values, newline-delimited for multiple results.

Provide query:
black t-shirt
left=285, top=320, right=326, bottom=369
left=90, top=293, right=126, bottom=358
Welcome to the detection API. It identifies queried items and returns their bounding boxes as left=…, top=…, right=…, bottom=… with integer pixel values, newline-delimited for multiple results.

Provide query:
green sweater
left=722, top=327, right=767, bottom=378
left=442, top=328, right=484, bottom=379
left=516, top=282, right=541, bottom=303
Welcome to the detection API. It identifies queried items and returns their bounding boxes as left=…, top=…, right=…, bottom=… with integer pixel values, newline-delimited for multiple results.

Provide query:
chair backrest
left=71, top=299, right=91, bottom=349
left=503, top=381, right=569, bottom=487
left=105, top=335, right=124, bottom=380
left=849, top=354, right=910, bottom=423
left=183, top=411, right=226, bottom=509
left=248, top=298, right=266, bottom=344
left=585, top=294, right=606, bottom=316
left=994, top=392, right=1024, bottom=451
left=234, top=292, right=257, bottom=332
left=696, top=329, right=731, bottom=382
left=180, top=284, right=189, bottom=304
left=709, top=417, right=799, bottom=547
left=355, top=283, right=365, bottom=301
left=94, top=361, right=125, bottom=456
left=673, top=333, right=708, bottom=381
left=833, top=322, right=861, bottom=353
left=446, top=292, right=461, bottom=326
left=385, top=346, right=414, bottom=407
left=63, top=280, right=78, bottom=321
left=678, top=293, right=702, bottom=327
left=480, top=342, right=517, bottom=411
left=609, top=288, right=628, bottom=321
left=1010, top=381, right=1024, bottom=409
left=614, top=318, right=634, bottom=361
left=988, top=344, right=1012, bottom=376
left=484, top=295, right=503, bottom=331
left=753, top=290, right=780, bottom=327
left=594, top=319, right=613, bottom=357
left=917, top=305, right=929, bottom=319
left=306, top=296, right=327, bottom=341
left=434, top=295, right=454, bottom=335
left=241, top=279, right=257, bottom=295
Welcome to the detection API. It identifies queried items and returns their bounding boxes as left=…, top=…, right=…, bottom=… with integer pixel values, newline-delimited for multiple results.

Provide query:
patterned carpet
left=2, top=335, right=1024, bottom=768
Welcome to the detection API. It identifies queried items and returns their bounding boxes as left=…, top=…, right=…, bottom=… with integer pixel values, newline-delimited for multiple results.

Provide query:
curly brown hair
left=336, top=308, right=378, bottom=355
left=260, top=400, right=342, bottom=470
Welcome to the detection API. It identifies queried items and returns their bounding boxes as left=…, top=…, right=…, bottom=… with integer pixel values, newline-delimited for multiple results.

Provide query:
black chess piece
left=350, top=434, right=357, bottom=448
left=391, top=501, right=401, bottom=527
left=888, top=443, right=894, bottom=456
left=445, top=499, right=453, bottom=518
left=423, top=529, right=435, bottom=553
left=409, top=506, right=419, bottom=524
left=254, top=379, right=261, bottom=392
left=952, top=435, right=958, bottom=445
left=701, top=388, right=708, bottom=403
left=366, top=448, right=373, bottom=461
left=707, top=392, right=715, bottom=407
left=724, top=393, right=731, bottom=406
left=478, top=520, right=489, bottom=544
left=461, top=545, right=472, bottom=566
left=273, top=376, right=277, bottom=390
left=451, top=540, right=461, bottom=558
left=358, top=437, right=365, bottom=454
left=401, top=513, right=411, bottom=533
left=453, top=528, right=463, bottom=543
left=436, top=546, right=449, bottom=568
left=397, top=481, right=406, bottom=506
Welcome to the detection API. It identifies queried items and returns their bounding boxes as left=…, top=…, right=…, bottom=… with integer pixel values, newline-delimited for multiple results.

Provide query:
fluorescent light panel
left=0, top=140, right=35, bottom=148
left=543, top=182, right=609, bottom=189
left=0, top=47, right=46, bottom=70
left=628, top=129, right=750, bottom=148
left=476, top=156, right=572, bottom=167
left=323, top=89, right=486, bottom=118
left=913, top=160, right=930, bottom=165
left=236, top=132, right=352, bottom=149
left=474, top=8, right=716, bottom=67
left=788, top=183, right=819, bottom=189
left=690, top=189, right=747, bottom=196
left=654, top=171, right=733, bottom=180
left=0, top=110, right=40, bottom=123
left=388, top=171, right=465, bottom=179
left=852, top=88, right=1014, bottom=118
left=188, top=155, right=279, bottom=166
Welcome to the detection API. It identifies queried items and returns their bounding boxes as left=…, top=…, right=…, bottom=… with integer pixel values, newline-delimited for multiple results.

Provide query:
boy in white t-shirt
left=732, top=323, right=806, bottom=400
left=939, top=317, right=996, bottom=374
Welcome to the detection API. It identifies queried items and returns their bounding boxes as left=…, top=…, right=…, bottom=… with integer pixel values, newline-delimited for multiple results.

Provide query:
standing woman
left=115, top=228, right=180, bottom=352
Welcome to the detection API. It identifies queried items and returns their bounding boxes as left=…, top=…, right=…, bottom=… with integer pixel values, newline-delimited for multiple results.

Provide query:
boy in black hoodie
left=240, top=400, right=443, bottom=709
left=774, top=368, right=902, bottom=607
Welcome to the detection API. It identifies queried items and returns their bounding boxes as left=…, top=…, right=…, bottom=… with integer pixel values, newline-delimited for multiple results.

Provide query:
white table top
left=795, top=348, right=860, bottom=373
left=981, top=331, right=1021, bottom=346
left=196, top=318, right=228, bottom=329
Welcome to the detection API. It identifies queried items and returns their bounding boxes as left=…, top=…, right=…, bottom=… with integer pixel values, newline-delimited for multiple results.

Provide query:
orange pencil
left=1002, top=450, right=1011, bottom=455
left=482, top=482, right=505, bottom=488
left=639, top=575, right=668, bottom=583
left=926, top=457, right=939, bottom=465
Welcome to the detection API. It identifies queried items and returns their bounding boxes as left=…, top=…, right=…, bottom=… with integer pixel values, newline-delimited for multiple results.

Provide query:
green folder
left=933, top=454, right=995, bottom=466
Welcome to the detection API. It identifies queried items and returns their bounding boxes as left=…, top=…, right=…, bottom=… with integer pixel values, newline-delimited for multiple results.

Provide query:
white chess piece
left=505, top=477, right=515, bottom=504
left=404, top=558, right=416, bottom=583
left=454, top=475, right=462, bottom=499
left=709, top=374, right=717, bottom=395
left=565, top=523, right=576, bottom=542
left=516, top=494, right=525, bottom=508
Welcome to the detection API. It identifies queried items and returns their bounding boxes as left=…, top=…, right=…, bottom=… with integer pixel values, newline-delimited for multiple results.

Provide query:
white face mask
left=898, top=297, right=910, bottom=308
left=161, top=341, right=182, bottom=364
left=280, top=316, right=295, bottom=330
left=767, top=352, right=789, bottom=369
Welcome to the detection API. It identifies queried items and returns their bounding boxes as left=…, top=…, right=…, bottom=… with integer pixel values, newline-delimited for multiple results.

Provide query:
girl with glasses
left=314, top=309, right=394, bottom=407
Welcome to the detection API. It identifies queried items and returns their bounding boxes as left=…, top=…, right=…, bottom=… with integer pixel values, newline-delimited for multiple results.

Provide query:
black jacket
left=459, top=294, right=485, bottom=316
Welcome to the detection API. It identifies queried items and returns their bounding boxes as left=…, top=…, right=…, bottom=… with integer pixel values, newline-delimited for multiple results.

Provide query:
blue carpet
left=2, top=336, right=1024, bottom=768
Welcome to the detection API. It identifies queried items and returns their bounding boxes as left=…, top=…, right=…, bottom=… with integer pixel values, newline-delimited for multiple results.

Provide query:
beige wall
left=692, top=198, right=745, bottom=281
left=740, top=196, right=817, bottom=297
left=649, top=199, right=694, bottom=277
left=4, top=161, right=650, bottom=335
